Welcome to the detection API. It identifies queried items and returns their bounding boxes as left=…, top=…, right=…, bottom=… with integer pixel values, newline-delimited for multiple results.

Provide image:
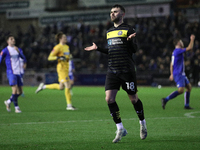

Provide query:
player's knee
left=188, top=87, right=192, bottom=92
left=128, top=94, right=138, bottom=104
left=105, top=96, right=115, bottom=104
left=131, top=98, right=138, bottom=104
left=59, top=85, right=65, bottom=90
left=187, top=85, right=192, bottom=92
left=178, top=88, right=184, bottom=94
left=19, top=91, right=23, bottom=95
left=60, top=87, right=64, bottom=90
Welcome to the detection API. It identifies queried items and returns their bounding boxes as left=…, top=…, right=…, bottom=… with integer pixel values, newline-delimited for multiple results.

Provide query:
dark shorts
left=105, top=72, right=138, bottom=95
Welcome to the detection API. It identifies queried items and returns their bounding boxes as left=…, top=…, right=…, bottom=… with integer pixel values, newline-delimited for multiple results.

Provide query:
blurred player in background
left=35, top=32, right=76, bottom=110
left=85, top=4, right=147, bottom=143
left=69, top=54, right=75, bottom=95
left=162, top=34, right=195, bottom=109
left=0, top=34, right=26, bottom=113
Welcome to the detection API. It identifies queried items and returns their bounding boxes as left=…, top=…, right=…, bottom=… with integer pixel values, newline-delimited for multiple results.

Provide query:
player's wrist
left=57, top=56, right=66, bottom=61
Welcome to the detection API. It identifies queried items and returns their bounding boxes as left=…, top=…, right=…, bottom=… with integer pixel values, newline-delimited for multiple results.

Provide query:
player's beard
left=111, top=15, right=121, bottom=24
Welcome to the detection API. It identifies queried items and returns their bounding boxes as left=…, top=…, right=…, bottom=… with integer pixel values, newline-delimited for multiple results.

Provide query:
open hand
left=127, top=33, right=136, bottom=41
left=169, top=74, right=173, bottom=81
left=84, top=43, right=97, bottom=51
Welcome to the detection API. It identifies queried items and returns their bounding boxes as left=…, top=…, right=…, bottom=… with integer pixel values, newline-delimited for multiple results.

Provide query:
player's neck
left=114, top=20, right=123, bottom=27
left=59, top=42, right=65, bottom=45
left=175, top=45, right=181, bottom=49
left=8, top=44, right=14, bottom=47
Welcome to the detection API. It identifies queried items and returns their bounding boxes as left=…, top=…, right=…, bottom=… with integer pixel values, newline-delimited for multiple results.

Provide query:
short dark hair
left=112, top=4, right=125, bottom=13
left=6, top=34, right=14, bottom=41
left=55, top=32, right=64, bottom=43
left=173, top=38, right=181, bottom=46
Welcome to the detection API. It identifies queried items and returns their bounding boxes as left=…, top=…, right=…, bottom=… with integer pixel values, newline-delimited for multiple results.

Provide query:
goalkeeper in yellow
left=35, top=32, right=76, bottom=110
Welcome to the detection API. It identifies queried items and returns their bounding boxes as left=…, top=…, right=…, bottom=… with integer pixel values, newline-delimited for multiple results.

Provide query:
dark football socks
left=133, top=99, right=145, bottom=121
left=11, top=94, right=19, bottom=107
left=108, top=102, right=122, bottom=124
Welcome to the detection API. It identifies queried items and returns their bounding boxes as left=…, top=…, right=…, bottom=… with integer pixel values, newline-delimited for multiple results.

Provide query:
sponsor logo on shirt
left=108, top=38, right=123, bottom=46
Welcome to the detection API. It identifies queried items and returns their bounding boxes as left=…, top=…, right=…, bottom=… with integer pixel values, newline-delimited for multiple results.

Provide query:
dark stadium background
left=0, top=0, right=200, bottom=86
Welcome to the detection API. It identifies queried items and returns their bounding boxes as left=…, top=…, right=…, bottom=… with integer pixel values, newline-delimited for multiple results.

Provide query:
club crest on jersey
left=118, top=31, right=123, bottom=35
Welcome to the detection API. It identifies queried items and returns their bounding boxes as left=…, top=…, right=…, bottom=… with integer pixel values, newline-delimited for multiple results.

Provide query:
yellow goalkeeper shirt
left=48, top=43, right=70, bottom=72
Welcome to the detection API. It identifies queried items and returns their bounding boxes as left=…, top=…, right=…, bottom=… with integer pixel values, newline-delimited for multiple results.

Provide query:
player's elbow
left=186, top=47, right=192, bottom=51
left=47, top=56, right=54, bottom=61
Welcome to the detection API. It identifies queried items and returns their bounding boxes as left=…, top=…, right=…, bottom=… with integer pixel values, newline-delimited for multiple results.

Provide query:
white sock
left=6, top=99, right=11, bottom=104
left=67, top=104, right=72, bottom=107
left=140, top=119, right=146, bottom=125
left=116, top=122, right=124, bottom=130
left=15, top=106, right=20, bottom=110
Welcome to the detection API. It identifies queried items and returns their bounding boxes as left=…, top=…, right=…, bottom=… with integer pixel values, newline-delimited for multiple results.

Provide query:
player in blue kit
left=162, top=34, right=195, bottom=109
left=0, top=34, right=26, bottom=113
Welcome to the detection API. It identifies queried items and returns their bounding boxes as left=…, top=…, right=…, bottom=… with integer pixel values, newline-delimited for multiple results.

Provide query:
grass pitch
left=0, top=86, right=200, bottom=150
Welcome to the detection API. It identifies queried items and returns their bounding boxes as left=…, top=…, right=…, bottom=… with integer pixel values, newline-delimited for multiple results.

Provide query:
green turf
left=0, top=86, right=200, bottom=150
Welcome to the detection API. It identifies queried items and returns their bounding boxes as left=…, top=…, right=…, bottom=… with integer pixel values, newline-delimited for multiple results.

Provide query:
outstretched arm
left=84, top=43, right=97, bottom=51
left=85, top=43, right=108, bottom=54
left=127, top=32, right=137, bottom=53
left=186, top=34, right=195, bottom=51
left=127, top=33, right=136, bottom=41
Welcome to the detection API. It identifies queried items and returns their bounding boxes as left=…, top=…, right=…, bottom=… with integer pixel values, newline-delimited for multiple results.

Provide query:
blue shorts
left=21, top=73, right=24, bottom=78
left=174, top=74, right=190, bottom=88
left=69, top=75, right=74, bottom=80
left=7, top=74, right=23, bottom=86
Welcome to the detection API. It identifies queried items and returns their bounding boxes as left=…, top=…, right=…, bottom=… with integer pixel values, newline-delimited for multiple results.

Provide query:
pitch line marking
left=184, top=111, right=200, bottom=118
left=0, top=116, right=199, bottom=126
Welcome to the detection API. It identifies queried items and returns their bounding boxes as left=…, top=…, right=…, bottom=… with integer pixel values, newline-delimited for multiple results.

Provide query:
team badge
left=118, top=31, right=122, bottom=35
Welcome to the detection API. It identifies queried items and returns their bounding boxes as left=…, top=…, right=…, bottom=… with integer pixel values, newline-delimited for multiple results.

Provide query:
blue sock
left=184, top=92, right=190, bottom=107
left=9, top=95, right=13, bottom=102
left=165, top=91, right=179, bottom=102
left=11, top=94, right=19, bottom=107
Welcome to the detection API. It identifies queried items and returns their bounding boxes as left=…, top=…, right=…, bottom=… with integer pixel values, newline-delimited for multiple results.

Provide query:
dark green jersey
left=98, top=23, right=137, bottom=73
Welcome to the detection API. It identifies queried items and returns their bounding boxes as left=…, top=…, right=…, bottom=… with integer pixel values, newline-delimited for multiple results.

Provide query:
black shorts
left=105, top=71, right=138, bottom=95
